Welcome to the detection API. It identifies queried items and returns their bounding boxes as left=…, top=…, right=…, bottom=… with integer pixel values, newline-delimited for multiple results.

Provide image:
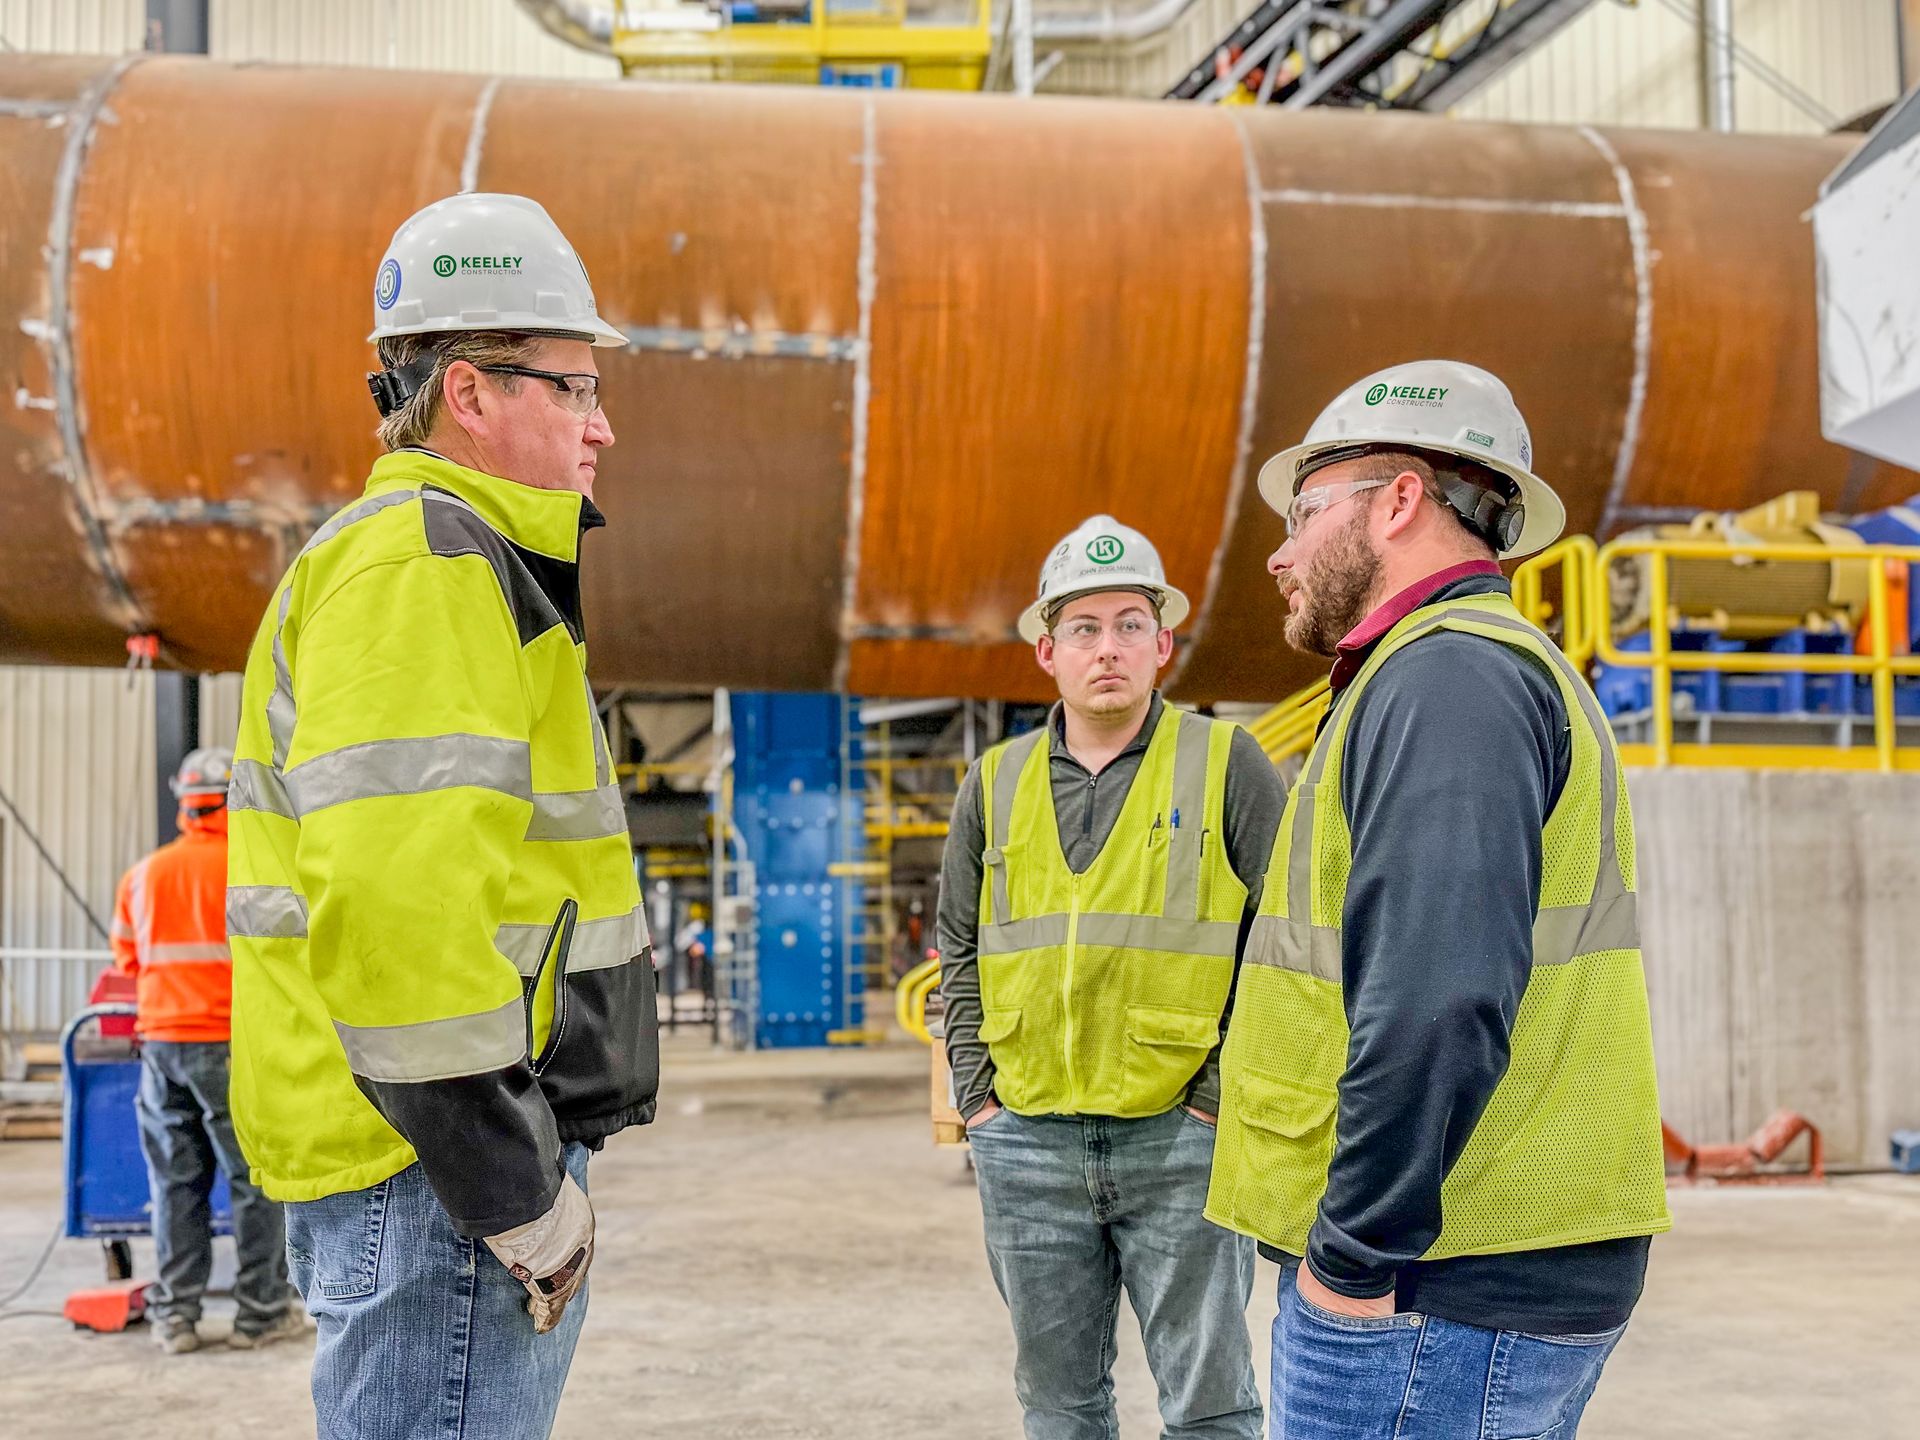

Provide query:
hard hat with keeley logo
left=368, top=192, right=626, bottom=348
left=1017, top=515, right=1191, bottom=644
left=1255, top=360, right=1567, bottom=559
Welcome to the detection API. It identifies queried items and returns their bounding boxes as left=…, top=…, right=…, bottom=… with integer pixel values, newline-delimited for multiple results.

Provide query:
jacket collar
left=1329, top=561, right=1505, bottom=692
left=1046, top=690, right=1166, bottom=765
left=366, top=449, right=590, bottom=562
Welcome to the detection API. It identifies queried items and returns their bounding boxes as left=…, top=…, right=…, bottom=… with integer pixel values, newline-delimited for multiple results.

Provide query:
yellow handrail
left=1246, top=677, right=1332, bottom=765
left=1593, top=537, right=1920, bottom=772
left=895, top=954, right=941, bottom=1045
left=1512, top=534, right=1598, bottom=667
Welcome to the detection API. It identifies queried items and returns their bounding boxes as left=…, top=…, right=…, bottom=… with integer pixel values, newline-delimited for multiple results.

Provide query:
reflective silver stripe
left=979, top=911, right=1239, bottom=958
left=147, top=941, right=232, bottom=965
left=1437, top=607, right=1635, bottom=920
left=583, top=676, right=613, bottom=789
left=526, top=785, right=627, bottom=842
left=494, top=906, right=647, bottom=976
left=1162, top=711, right=1215, bottom=921
left=1534, top=890, right=1640, bottom=963
left=228, top=758, right=296, bottom=821
left=282, top=734, right=532, bottom=818
left=267, top=489, right=422, bottom=769
left=980, top=914, right=1069, bottom=954
left=226, top=885, right=309, bottom=939
left=1243, top=912, right=1342, bottom=982
left=984, top=848, right=1012, bottom=929
left=334, top=996, right=527, bottom=1084
left=1284, top=784, right=1318, bottom=931
left=988, top=729, right=1046, bottom=851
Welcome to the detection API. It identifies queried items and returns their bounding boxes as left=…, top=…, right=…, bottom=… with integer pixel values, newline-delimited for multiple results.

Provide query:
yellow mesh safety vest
left=1205, top=594, right=1671, bottom=1259
left=976, top=707, right=1248, bottom=1118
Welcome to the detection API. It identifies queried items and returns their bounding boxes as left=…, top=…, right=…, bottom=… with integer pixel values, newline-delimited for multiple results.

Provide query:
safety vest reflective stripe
left=235, top=746, right=624, bottom=842
left=227, top=885, right=309, bottom=939
left=1247, top=603, right=1638, bottom=981
left=269, top=488, right=420, bottom=768
left=146, top=941, right=232, bottom=965
left=494, top=904, right=650, bottom=976
left=333, top=995, right=527, bottom=1084
left=981, top=912, right=1242, bottom=958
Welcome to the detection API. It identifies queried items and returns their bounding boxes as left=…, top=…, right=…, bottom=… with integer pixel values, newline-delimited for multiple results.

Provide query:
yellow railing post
left=1648, top=551, right=1673, bottom=766
left=1868, top=559, right=1897, bottom=773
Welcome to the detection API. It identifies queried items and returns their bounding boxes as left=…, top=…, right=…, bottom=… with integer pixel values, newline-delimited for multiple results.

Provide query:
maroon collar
left=1328, top=560, right=1504, bottom=692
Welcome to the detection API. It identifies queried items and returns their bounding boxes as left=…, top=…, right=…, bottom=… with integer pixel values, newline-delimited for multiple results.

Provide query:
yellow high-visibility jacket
left=228, top=449, right=656, bottom=1237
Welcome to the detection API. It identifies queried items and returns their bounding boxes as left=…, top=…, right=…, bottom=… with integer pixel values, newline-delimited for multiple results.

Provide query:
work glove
left=483, top=1172, right=595, bottom=1335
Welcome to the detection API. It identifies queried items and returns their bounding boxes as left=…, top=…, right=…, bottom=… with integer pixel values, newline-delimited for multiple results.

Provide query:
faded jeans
left=1271, top=1266, right=1626, bottom=1440
left=134, top=1039, right=292, bottom=1332
left=285, top=1142, right=591, bottom=1440
left=969, top=1106, right=1262, bottom=1440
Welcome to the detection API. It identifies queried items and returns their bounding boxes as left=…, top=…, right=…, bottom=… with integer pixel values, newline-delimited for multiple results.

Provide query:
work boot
left=152, top=1316, right=200, bottom=1354
left=227, top=1308, right=309, bottom=1350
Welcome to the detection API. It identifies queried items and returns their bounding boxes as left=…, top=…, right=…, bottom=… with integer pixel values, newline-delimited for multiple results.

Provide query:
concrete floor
left=1, top=1034, right=1915, bottom=1438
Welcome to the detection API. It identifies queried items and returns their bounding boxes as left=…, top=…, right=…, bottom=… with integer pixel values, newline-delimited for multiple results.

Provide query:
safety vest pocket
left=1227, top=1068, right=1339, bottom=1244
left=1122, top=1005, right=1219, bottom=1111
left=978, top=1006, right=1043, bottom=1111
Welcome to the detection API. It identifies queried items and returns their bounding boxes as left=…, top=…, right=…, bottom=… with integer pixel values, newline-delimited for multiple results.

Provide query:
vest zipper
left=1062, top=871, right=1081, bottom=1105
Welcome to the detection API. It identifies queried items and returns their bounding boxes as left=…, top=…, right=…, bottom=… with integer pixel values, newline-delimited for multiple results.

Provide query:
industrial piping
left=0, top=54, right=1909, bottom=702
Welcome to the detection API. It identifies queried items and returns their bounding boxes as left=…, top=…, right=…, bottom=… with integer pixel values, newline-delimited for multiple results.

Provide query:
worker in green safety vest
left=1206, top=360, right=1670, bottom=1440
left=938, top=514, right=1285, bottom=1440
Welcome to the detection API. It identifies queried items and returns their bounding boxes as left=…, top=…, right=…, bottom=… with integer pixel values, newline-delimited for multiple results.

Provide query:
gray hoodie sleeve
left=935, top=761, right=995, bottom=1120
left=1186, top=725, right=1287, bottom=1115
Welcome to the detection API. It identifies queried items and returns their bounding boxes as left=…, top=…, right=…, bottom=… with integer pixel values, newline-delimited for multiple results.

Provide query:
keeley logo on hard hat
left=1017, top=516, right=1190, bottom=644
left=366, top=193, right=626, bottom=349
left=1254, top=359, right=1567, bottom=559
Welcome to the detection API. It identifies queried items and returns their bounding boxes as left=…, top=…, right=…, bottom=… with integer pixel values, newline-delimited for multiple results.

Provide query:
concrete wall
left=1632, top=768, right=1920, bottom=1168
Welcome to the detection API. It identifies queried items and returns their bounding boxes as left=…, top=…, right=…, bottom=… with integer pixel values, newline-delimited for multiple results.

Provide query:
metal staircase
left=1167, top=0, right=1597, bottom=107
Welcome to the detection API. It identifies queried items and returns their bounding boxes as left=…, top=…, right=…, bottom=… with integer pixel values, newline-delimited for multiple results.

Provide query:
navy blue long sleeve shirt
left=1275, top=570, right=1650, bottom=1337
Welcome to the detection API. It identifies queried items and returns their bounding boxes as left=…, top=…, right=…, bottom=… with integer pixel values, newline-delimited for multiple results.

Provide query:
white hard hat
left=170, top=747, right=233, bottom=801
left=368, top=193, right=626, bottom=348
left=1017, top=515, right=1191, bottom=645
left=1256, top=360, right=1566, bottom=558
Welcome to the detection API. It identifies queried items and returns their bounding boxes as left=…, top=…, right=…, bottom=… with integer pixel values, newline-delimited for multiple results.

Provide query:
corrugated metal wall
left=0, top=669, right=156, bottom=1055
left=0, top=0, right=143, bottom=53
left=209, top=0, right=616, bottom=77
left=1047, top=0, right=1903, bottom=124
left=1458, top=0, right=1902, bottom=134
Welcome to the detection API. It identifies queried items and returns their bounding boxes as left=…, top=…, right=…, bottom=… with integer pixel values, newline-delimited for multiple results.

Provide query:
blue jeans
left=1271, top=1267, right=1626, bottom=1440
left=969, top=1106, right=1261, bottom=1440
left=285, top=1143, right=591, bottom=1440
left=135, top=1040, right=292, bottom=1331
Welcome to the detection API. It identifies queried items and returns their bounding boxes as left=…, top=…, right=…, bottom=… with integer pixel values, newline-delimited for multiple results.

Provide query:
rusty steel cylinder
left=0, top=54, right=1909, bottom=702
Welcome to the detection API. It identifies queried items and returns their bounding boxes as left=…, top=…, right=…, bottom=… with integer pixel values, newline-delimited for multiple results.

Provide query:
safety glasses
left=1287, top=477, right=1391, bottom=538
left=481, top=365, right=602, bottom=419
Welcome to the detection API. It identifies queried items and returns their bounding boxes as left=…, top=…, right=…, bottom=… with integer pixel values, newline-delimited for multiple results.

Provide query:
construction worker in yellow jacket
left=938, top=516, right=1285, bottom=1440
left=228, top=193, right=655, bottom=1440
left=1206, top=361, right=1669, bottom=1440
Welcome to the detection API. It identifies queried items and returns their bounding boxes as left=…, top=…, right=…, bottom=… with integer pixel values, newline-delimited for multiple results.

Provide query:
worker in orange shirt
left=112, top=748, right=300, bottom=1355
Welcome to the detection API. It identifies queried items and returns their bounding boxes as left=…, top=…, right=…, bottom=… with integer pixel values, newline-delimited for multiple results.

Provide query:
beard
left=1282, top=504, right=1383, bottom=657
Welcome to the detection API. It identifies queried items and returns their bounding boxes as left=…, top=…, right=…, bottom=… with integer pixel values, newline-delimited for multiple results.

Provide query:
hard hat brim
left=366, top=313, right=629, bottom=347
left=1016, top=583, right=1191, bottom=645
left=1256, top=440, right=1567, bottom=560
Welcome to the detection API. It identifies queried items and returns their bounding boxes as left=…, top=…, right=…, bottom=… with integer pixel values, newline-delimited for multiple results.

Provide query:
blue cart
left=62, top=1002, right=230, bottom=1281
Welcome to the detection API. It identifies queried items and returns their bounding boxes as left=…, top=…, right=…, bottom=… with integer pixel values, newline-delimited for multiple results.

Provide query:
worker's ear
left=1036, top=634, right=1057, bottom=679
left=441, top=360, right=489, bottom=435
left=1154, top=624, right=1175, bottom=669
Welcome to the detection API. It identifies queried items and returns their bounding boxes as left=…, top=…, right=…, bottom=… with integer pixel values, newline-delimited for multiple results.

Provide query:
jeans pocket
left=1293, top=1286, right=1424, bottom=1333
left=1485, top=1323, right=1627, bottom=1440
left=288, top=1177, right=392, bottom=1301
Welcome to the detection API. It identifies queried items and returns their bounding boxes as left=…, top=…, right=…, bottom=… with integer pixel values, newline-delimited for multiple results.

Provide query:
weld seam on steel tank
left=1166, top=112, right=1268, bottom=692
left=1577, top=124, right=1655, bottom=539
left=45, top=52, right=148, bottom=630
left=461, top=77, right=504, bottom=195
left=835, top=94, right=883, bottom=693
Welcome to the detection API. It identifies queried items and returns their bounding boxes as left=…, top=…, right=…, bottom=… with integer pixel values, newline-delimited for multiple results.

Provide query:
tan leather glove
left=482, top=1173, right=595, bottom=1335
